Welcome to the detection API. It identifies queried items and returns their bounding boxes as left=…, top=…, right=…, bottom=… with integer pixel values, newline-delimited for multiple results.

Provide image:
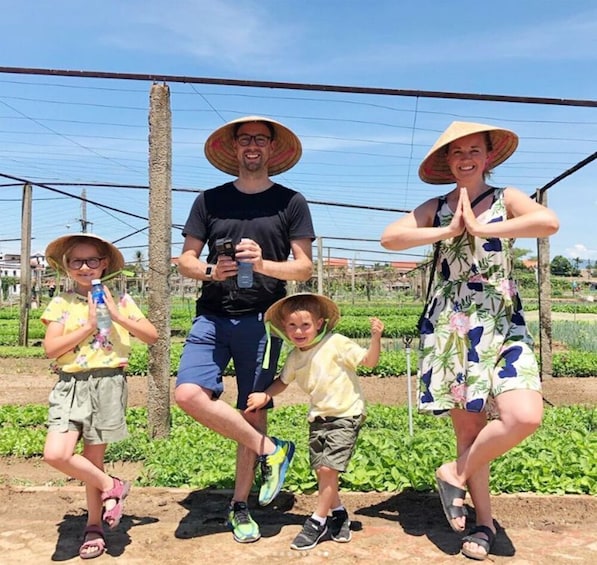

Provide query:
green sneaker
left=227, top=501, right=261, bottom=543
left=258, top=437, right=295, bottom=506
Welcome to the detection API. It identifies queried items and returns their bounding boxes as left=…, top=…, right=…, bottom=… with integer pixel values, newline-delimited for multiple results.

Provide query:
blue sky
left=0, top=1, right=596, bottom=268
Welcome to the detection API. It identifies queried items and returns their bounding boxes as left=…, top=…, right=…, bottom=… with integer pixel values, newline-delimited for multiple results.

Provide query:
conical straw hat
left=419, top=121, right=518, bottom=184
left=204, top=115, right=302, bottom=176
left=45, top=233, right=124, bottom=276
left=264, top=293, right=340, bottom=336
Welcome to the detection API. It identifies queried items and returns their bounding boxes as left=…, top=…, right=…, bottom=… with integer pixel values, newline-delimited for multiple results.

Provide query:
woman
left=381, top=121, right=559, bottom=560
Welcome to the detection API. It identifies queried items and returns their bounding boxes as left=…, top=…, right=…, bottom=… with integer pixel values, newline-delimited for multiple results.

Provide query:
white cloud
left=352, top=9, right=597, bottom=67
left=102, top=0, right=299, bottom=69
left=565, top=244, right=597, bottom=260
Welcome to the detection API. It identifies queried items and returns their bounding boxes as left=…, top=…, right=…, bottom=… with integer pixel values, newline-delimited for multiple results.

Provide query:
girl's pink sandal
left=79, top=524, right=106, bottom=560
left=101, top=476, right=131, bottom=530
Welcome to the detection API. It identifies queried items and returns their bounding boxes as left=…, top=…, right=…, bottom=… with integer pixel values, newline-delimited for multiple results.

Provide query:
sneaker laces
left=232, top=502, right=251, bottom=525
left=259, top=455, right=271, bottom=482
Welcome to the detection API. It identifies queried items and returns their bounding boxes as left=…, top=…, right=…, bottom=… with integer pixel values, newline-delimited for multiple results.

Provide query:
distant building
left=0, top=252, right=47, bottom=300
left=388, top=261, right=421, bottom=292
left=322, top=257, right=350, bottom=269
left=390, top=261, right=419, bottom=275
left=0, top=254, right=21, bottom=298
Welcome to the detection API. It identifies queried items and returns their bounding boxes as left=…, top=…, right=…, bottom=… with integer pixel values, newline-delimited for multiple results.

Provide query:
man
left=175, top=116, right=315, bottom=544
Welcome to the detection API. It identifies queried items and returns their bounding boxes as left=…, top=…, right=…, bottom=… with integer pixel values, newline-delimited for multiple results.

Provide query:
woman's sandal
left=461, top=525, right=496, bottom=561
left=79, top=524, right=106, bottom=560
left=101, top=476, right=131, bottom=530
left=435, top=473, right=468, bottom=532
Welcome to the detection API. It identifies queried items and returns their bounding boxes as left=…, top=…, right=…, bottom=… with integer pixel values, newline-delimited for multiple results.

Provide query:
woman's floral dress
left=418, top=187, right=541, bottom=415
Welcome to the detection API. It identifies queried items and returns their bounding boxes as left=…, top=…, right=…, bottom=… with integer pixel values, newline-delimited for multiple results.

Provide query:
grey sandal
left=461, top=525, right=496, bottom=560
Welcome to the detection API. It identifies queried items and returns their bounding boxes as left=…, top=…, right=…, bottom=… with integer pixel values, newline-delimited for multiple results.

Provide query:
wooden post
left=536, top=188, right=553, bottom=379
left=19, top=183, right=32, bottom=346
left=317, top=236, right=323, bottom=294
left=147, top=83, right=172, bottom=437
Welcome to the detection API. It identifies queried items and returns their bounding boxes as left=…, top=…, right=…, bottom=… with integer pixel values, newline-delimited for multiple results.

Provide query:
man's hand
left=213, top=253, right=238, bottom=280
left=235, top=238, right=263, bottom=273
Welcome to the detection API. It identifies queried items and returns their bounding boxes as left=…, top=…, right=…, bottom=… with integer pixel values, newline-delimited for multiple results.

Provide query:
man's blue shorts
left=176, top=313, right=282, bottom=410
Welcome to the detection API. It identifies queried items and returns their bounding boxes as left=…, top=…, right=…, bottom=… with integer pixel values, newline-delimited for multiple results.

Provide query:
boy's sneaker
left=290, top=517, right=328, bottom=551
left=330, top=509, right=352, bottom=542
left=258, top=437, right=295, bottom=506
left=227, top=501, right=261, bottom=543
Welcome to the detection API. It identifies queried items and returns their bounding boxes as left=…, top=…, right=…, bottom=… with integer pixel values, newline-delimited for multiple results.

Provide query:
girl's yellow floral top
left=41, top=290, right=146, bottom=373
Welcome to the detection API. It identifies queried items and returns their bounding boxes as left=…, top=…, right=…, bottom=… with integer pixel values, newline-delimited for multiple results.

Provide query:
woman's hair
left=280, top=295, right=324, bottom=321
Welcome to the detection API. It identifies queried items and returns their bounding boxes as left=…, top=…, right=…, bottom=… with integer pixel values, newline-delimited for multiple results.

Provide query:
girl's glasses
left=68, top=257, right=104, bottom=270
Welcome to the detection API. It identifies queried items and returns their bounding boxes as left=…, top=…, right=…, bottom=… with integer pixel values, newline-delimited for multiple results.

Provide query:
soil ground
left=0, top=358, right=596, bottom=564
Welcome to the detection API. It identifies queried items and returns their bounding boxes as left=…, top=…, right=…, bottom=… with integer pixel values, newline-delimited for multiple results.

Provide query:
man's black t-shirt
left=182, top=182, right=315, bottom=316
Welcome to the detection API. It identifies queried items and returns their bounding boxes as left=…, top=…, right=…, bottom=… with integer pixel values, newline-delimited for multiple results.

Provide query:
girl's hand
left=86, top=291, right=98, bottom=329
left=101, top=285, right=120, bottom=322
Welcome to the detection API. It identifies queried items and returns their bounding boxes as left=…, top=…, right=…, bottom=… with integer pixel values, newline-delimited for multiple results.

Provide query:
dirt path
left=1, top=485, right=596, bottom=565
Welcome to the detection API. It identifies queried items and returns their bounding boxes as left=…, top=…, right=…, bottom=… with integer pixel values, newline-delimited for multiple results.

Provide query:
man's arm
left=177, top=235, right=209, bottom=280
left=255, top=238, right=313, bottom=281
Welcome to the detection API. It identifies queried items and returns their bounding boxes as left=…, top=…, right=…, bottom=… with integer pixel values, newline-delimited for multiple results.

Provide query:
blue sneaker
left=258, top=437, right=295, bottom=506
left=226, top=501, right=261, bottom=543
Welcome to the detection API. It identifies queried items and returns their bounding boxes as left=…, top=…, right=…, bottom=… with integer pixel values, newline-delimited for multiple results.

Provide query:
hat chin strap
left=262, top=320, right=331, bottom=369
left=97, top=268, right=135, bottom=283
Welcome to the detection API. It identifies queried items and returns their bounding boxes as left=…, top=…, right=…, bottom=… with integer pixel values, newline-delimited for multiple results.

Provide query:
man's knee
left=175, top=383, right=212, bottom=412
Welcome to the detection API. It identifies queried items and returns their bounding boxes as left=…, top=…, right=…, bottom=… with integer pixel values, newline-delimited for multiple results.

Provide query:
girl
left=42, top=233, right=158, bottom=559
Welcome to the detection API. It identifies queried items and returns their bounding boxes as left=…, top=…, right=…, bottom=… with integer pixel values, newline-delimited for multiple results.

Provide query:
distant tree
left=0, top=276, right=19, bottom=302
left=512, top=247, right=533, bottom=274
left=550, top=255, right=574, bottom=276
left=134, top=250, right=145, bottom=273
left=572, top=257, right=582, bottom=277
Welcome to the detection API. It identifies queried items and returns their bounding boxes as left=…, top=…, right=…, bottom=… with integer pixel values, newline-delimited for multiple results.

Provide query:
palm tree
left=134, top=250, right=146, bottom=294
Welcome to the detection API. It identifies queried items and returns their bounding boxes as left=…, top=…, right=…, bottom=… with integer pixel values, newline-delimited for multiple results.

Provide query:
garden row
left=0, top=403, right=594, bottom=495
left=1, top=301, right=595, bottom=377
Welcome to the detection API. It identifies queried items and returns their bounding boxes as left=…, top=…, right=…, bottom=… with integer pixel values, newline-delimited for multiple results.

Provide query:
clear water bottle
left=91, top=279, right=112, bottom=333
left=237, top=261, right=253, bottom=288
left=237, top=238, right=253, bottom=288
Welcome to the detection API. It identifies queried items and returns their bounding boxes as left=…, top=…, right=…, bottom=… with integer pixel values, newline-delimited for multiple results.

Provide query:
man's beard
left=241, top=154, right=268, bottom=173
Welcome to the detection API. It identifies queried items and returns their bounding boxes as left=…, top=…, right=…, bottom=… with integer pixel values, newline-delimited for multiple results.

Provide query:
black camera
left=215, top=237, right=235, bottom=259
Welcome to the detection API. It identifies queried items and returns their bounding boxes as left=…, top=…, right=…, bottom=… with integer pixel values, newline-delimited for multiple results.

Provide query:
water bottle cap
left=91, top=279, right=102, bottom=286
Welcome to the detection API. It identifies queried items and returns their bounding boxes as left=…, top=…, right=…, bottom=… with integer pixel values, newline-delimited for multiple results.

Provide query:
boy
left=246, top=293, right=383, bottom=551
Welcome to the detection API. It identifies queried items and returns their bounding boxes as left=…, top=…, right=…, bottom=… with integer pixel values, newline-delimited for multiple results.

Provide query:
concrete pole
left=147, top=83, right=172, bottom=437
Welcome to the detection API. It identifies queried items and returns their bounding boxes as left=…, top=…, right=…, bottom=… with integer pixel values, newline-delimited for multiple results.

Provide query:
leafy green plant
left=2, top=403, right=594, bottom=495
